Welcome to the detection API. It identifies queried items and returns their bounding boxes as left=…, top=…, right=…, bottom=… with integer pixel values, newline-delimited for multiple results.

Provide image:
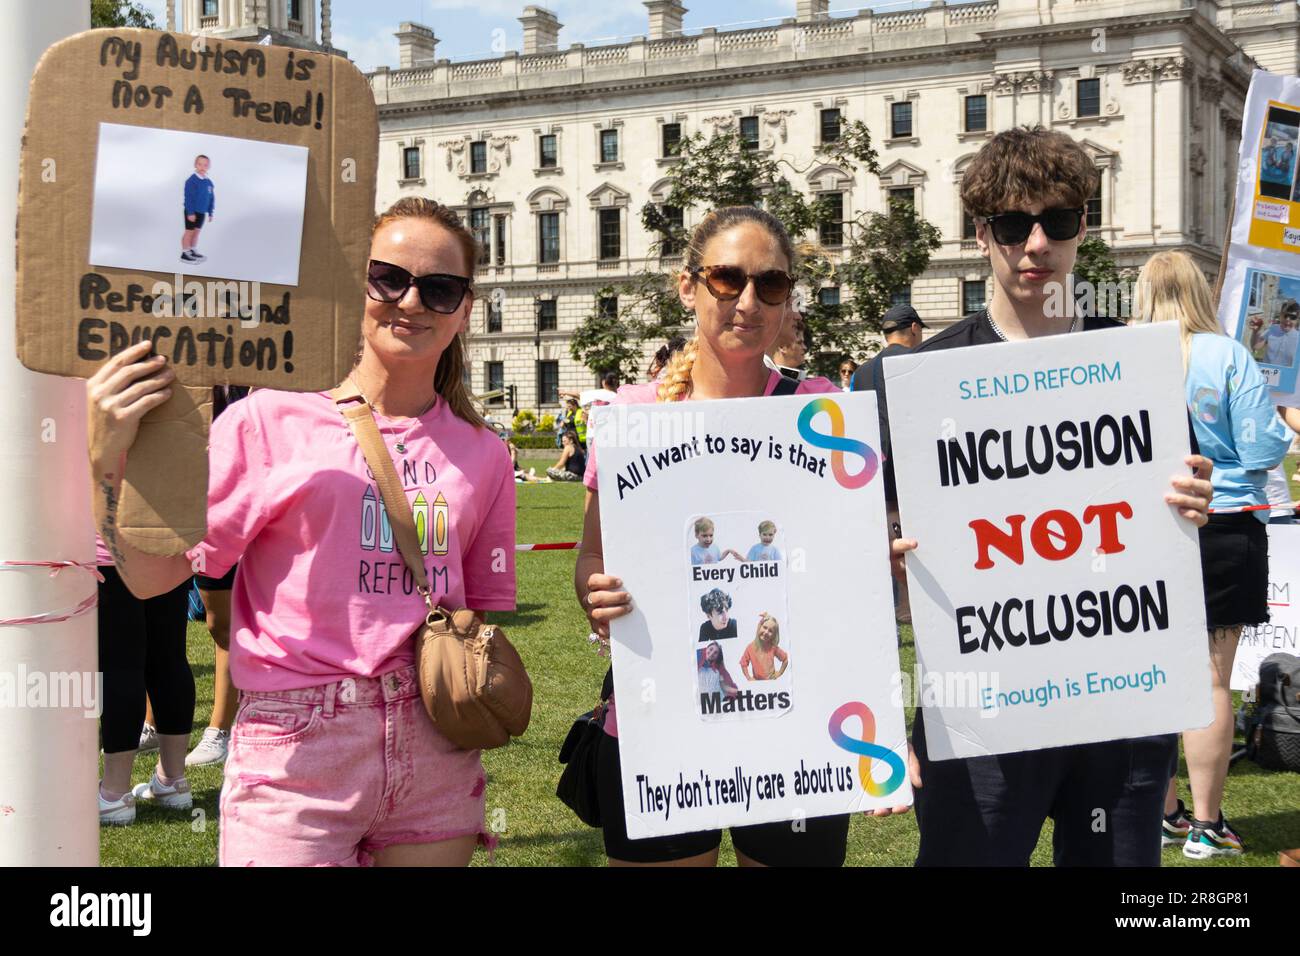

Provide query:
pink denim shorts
left=219, top=665, right=491, bottom=866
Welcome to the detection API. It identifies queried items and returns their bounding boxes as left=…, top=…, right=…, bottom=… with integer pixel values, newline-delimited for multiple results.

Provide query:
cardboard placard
left=593, top=392, right=909, bottom=839
left=14, top=29, right=377, bottom=553
left=887, top=324, right=1213, bottom=760
left=1233, top=524, right=1300, bottom=692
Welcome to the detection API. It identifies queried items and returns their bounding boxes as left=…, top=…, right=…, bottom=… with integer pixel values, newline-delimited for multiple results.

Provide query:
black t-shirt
left=878, top=310, right=1197, bottom=504
left=566, top=447, right=587, bottom=478
left=852, top=342, right=912, bottom=501
left=699, top=618, right=738, bottom=642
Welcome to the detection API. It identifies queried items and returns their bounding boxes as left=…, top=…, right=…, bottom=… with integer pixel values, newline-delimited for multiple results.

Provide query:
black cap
left=880, top=304, right=927, bottom=333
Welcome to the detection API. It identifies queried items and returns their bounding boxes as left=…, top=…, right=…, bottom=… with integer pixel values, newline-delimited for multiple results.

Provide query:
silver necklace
left=986, top=309, right=1079, bottom=342
left=348, top=376, right=436, bottom=455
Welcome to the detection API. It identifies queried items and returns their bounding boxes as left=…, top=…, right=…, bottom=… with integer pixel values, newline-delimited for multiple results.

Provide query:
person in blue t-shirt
left=1135, top=250, right=1291, bottom=861
left=743, top=520, right=782, bottom=561
left=181, top=154, right=216, bottom=264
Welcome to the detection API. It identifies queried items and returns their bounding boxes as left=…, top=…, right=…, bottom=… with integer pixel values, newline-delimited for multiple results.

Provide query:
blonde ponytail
left=657, top=336, right=699, bottom=402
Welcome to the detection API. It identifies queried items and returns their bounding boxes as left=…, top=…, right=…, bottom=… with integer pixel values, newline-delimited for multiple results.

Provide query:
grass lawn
left=101, top=479, right=1300, bottom=867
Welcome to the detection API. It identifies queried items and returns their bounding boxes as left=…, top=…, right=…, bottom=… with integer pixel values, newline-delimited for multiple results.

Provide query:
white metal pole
left=0, top=0, right=96, bottom=866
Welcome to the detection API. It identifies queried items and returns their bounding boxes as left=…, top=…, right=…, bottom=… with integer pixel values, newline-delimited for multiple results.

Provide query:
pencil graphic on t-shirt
left=412, top=491, right=430, bottom=555
left=378, top=498, right=394, bottom=553
left=433, top=492, right=449, bottom=555
left=360, top=487, right=377, bottom=550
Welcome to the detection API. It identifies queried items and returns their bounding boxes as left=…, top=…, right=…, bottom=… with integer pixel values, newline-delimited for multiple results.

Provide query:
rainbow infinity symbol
left=828, top=701, right=906, bottom=797
left=796, top=398, right=878, bottom=489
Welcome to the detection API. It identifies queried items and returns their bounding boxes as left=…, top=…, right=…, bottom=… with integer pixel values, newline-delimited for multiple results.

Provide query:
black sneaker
left=181, top=251, right=196, bottom=262
left=1184, top=814, right=1244, bottom=859
left=1161, top=799, right=1191, bottom=847
left=189, top=251, right=207, bottom=262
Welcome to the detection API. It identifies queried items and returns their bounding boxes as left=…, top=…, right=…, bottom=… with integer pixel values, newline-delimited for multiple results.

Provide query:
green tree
left=570, top=121, right=942, bottom=380
left=1071, top=232, right=1124, bottom=318
left=91, top=0, right=159, bottom=28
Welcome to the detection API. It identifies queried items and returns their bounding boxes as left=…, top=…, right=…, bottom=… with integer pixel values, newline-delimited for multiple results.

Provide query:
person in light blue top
left=744, top=519, right=782, bottom=561
left=690, top=516, right=722, bottom=564
left=1135, top=250, right=1291, bottom=862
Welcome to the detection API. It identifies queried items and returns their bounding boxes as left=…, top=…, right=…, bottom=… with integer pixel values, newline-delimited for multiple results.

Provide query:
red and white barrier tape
left=0, top=560, right=103, bottom=628
left=516, top=542, right=580, bottom=551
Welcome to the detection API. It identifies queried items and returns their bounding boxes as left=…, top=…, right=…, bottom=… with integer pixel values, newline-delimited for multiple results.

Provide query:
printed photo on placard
left=1232, top=267, right=1300, bottom=393
left=1259, top=105, right=1300, bottom=201
left=686, top=511, right=791, bottom=721
left=88, top=122, right=309, bottom=285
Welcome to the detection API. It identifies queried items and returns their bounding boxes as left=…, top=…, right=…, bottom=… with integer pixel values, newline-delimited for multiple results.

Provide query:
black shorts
left=185, top=212, right=206, bottom=229
left=1199, top=513, right=1269, bottom=627
left=912, top=710, right=1176, bottom=866
left=194, top=561, right=237, bottom=591
left=595, top=728, right=849, bottom=866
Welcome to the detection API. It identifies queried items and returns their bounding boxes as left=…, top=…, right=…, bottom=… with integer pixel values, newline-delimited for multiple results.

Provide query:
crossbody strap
left=331, top=384, right=434, bottom=607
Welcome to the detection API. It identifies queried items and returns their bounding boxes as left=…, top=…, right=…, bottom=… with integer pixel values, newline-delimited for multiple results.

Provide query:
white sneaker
left=99, top=786, right=136, bottom=826
left=185, top=727, right=230, bottom=767
left=138, top=722, right=160, bottom=753
left=131, top=770, right=193, bottom=810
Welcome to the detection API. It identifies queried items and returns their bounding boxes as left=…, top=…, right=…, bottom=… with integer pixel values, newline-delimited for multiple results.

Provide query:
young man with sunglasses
left=878, top=127, right=1214, bottom=866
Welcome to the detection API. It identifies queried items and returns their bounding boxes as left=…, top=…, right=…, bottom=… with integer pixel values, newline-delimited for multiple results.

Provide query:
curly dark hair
left=700, top=588, right=732, bottom=615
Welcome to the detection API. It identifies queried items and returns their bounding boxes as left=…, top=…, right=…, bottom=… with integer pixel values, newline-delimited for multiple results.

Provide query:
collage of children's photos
left=686, top=513, right=793, bottom=720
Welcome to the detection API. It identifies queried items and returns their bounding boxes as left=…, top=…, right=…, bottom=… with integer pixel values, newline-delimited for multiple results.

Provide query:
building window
left=817, top=286, right=841, bottom=311
left=660, top=204, right=684, bottom=256
left=538, top=212, right=560, bottom=263
left=818, top=192, right=844, bottom=247
left=890, top=286, right=912, bottom=308
left=486, top=300, right=502, bottom=333
left=469, top=208, right=491, bottom=266
left=598, top=208, right=621, bottom=260
left=891, top=101, right=913, bottom=139
left=539, top=134, right=558, bottom=168
left=964, top=95, right=987, bottom=132
left=962, top=209, right=977, bottom=240
left=537, top=360, right=559, bottom=406
left=288, top=0, right=302, bottom=20
left=1086, top=178, right=1102, bottom=229
left=820, top=109, right=842, bottom=144
left=485, top=362, right=504, bottom=404
left=662, top=123, right=682, bottom=157
left=538, top=299, right=557, bottom=332
left=403, top=146, right=420, bottom=180
left=889, top=187, right=915, bottom=210
left=962, top=279, right=987, bottom=315
left=600, top=129, right=619, bottom=164
left=203, top=0, right=218, bottom=15
left=1077, top=78, right=1100, bottom=118
left=494, top=215, right=507, bottom=264
left=470, top=140, right=487, bottom=174
left=740, top=116, right=760, bottom=151
left=599, top=296, right=618, bottom=320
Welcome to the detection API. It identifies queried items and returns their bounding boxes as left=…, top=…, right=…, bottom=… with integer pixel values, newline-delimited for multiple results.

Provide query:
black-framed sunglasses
left=981, top=207, right=1085, bottom=246
left=690, top=265, right=794, bottom=307
left=366, top=259, right=472, bottom=314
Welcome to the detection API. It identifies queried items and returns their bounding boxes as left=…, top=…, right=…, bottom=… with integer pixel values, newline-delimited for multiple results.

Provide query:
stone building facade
left=190, top=0, right=1300, bottom=414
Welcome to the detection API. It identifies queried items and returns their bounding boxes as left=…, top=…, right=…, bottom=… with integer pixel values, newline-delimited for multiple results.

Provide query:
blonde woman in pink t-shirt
left=86, top=198, right=516, bottom=866
left=575, top=205, right=913, bottom=867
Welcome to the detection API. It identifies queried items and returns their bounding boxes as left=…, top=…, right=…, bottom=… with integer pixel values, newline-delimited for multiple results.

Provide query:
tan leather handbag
left=334, top=386, right=533, bottom=750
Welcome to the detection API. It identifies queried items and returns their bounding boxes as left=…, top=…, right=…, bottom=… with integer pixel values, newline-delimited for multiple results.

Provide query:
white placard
left=89, top=122, right=308, bottom=285
left=886, top=323, right=1213, bottom=760
left=1233, top=524, right=1300, bottom=692
left=593, top=392, right=909, bottom=838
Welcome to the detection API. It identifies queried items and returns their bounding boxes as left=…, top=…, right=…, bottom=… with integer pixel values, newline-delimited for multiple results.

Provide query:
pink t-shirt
left=584, top=370, right=838, bottom=735
left=184, top=389, right=516, bottom=692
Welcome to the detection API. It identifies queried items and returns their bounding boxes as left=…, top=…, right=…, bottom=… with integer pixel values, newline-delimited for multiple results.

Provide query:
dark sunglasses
left=690, top=265, right=794, bottom=307
left=981, top=207, right=1085, bottom=246
left=366, top=259, right=472, bottom=314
